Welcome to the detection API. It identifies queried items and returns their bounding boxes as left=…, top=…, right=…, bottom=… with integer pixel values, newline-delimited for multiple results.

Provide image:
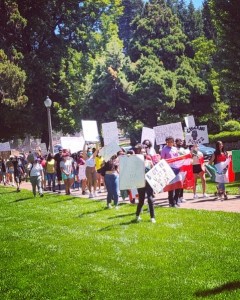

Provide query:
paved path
left=17, top=181, right=240, bottom=214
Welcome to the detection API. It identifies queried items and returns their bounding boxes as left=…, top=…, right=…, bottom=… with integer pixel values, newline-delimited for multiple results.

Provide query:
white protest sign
left=185, top=125, right=209, bottom=145
left=102, top=121, right=119, bottom=145
left=61, top=136, right=85, bottom=153
left=119, top=154, right=145, bottom=190
left=99, top=141, right=121, bottom=162
left=78, top=165, right=86, bottom=180
left=81, top=120, right=100, bottom=142
left=141, top=127, right=155, bottom=146
left=0, top=142, right=11, bottom=151
left=153, top=122, right=184, bottom=145
left=184, top=115, right=195, bottom=128
left=39, top=143, right=48, bottom=155
left=145, top=159, right=176, bottom=194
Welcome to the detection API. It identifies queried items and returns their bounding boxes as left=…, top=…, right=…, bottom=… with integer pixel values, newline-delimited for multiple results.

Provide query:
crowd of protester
left=0, top=138, right=230, bottom=222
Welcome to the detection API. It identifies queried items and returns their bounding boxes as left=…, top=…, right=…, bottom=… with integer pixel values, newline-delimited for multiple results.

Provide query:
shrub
left=209, top=131, right=240, bottom=143
left=222, top=120, right=240, bottom=131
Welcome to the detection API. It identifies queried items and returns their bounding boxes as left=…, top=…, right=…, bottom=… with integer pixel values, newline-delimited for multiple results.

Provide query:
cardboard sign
left=185, top=125, right=209, bottom=145
left=102, top=121, right=119, bottom=145
left=0, top=142, right=11, bottom=151
left=145, top=159, right=176, bottom=194
left=153, top=122, right=184, bottom=145
left=119, top=155, right=145, bottom=190
left=99, top=141, right=121, bottom=162
left=184, top=115, right=195, bottom=128
left=60, top=136, right=85, bottom=153
left=81, top=120, right=100, bottom=142
left=141, top=127, right=155, bottom=146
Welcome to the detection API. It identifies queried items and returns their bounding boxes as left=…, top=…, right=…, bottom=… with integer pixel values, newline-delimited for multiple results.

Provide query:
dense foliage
left=0, top=0, right=238, bottom=142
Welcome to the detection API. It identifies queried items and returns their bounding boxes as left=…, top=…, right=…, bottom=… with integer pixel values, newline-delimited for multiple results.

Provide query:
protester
left=29, top=157, right=44, bottom=197
left=209, top=141, right=228, bottom=200
left=12, top=155, right=25, bottom=192
left=104, top=155, right=119, bottom=209
left=54, top=146, right=63, bottom=193
left=136, top=148, right=156, bottom=223
left=77, top=151, right=87, bottom=195
left=45, top=153, right=56, bottom=192
left=6, top=156, right=15, bottom=186
left=95, top=151, right=104, bottom=193
left=83, top=142, right=98, bottom=198
left=60, top=152, right=74, bottom=195
left=0, top=156, right=7, bottom=185
left=142, top=139, right=156, bottom=156
left=191, top=144, right=208, bottom=199
left=161, top=136, right=181, bottom=207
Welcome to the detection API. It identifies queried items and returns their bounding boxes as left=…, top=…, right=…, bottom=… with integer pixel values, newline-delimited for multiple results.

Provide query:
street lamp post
left=44, top=96, right=54, bottom=154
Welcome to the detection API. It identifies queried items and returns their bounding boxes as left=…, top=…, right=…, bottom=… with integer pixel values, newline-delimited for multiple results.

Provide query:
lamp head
left=44, top=96, right=52, bottom=108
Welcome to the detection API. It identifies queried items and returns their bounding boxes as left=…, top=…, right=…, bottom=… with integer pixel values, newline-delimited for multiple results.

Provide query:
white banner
left=99, top=141, right=121, bottom=162
left=102, top=121, right=119, bottom=145
left=78, top=165, right=86, bottom=180
left=153, top=122, right=184, bottom=145
left=61, top=136, right=85, bottom=153
left=184, top=125, right=209, bottom=145
left=184, top=115, right=195, bottom=128
left=0, top=142, right=11, bottom=151
left=141, top=127, right=155, bottom=146
left=81, top=120, right=100, bottom=142
left=119, top=155, right=145, bottom=190
left=145, top=159, right=175, bottom=194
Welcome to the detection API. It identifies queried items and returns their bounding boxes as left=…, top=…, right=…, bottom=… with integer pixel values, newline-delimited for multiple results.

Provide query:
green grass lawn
left=0, top=186, right=240, bottom=300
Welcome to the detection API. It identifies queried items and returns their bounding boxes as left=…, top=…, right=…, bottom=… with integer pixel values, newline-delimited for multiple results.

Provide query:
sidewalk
left=19, top=181, right=240, bottom=213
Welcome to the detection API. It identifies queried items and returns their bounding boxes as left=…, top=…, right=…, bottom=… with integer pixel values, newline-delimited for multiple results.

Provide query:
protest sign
left=102, top=121, right=119, bottom=145
left=60, top=136, right=85, bottom=153
left=0, top=142, right=11, bottom=151
left=184, top=115, right=195, bottom=128
left=232, top=150, right=240, bottom=172
left=81, top=120, right=100, bottom=142
left=0, top=151, right=11, bottom=160
left=119, top=155, right=145, bottom=190
left=184, top=125, right=209, bottom=145
left=141, top=127, right=155, bottom=146
left=99, top=141, right=121, bottom=162
left=78, top=165, right=86, bottom=180
left=153, top=122, right=184, bottom=145
left=145, top=159, right=175, bottom=194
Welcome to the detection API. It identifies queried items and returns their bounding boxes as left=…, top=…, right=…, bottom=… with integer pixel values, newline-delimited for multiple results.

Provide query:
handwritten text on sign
left=184, top=125, right=209, bottom=145
left=145, top=159, right=175, bottom=194
left=153, top=122, right=183, bottom=145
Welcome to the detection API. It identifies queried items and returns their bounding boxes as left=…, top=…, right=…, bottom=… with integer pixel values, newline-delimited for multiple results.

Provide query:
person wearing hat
left=54, top=146, right=63, bottom=193
left=29, top=157, right=44, bottom=197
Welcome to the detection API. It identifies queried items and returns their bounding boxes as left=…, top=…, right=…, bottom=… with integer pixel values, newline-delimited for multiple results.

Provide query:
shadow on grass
left=108, top=212, right=136, bottom=219
left=53, top=197, right=77, bottom=203
left=99, top=219, right=139, bottom=231
left=194, top=281, right=240, bottom=297
left=11, top=197, right=34, bottom=202
left=78, top=208, right=105, bottom=217
left=0, top=190, right=17, bottom=195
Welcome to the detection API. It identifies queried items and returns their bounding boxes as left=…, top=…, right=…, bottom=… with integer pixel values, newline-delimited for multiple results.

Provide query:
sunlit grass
left=0, top=186, right=240, bottom=299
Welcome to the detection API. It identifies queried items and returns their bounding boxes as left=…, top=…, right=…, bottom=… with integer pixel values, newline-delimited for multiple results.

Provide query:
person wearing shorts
left=54, top=146, right=63, bottom=193
left=60, top=152, right=74, bottom=195
left=191, top=144, right=208, bottom=199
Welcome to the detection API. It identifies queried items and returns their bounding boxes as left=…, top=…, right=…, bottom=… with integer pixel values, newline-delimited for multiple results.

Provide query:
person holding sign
left=136, top=148, right=156, bottom=223
left=161, top=136, right=181, bottom=208
left=83, top=142, right=99, bottom=198
left=104, top=155, right=119, bottom=209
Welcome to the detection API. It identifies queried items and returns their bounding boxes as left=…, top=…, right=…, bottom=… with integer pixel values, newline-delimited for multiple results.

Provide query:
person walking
left=29, top=157, right=44, bottom=197
left=83, top=143, right=98, bottom=198
left=45, top=153, right=56, bottom=192
left=104, top=155, right=119, bottom=209
left=12, top=155, right=25, bottom=192
left=60, top=152, right=74, bottom=195
left=136, top=147, right=156, bottom=223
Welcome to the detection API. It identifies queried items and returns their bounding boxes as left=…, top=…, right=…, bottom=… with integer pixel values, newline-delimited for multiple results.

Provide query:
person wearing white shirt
left=29, top=158, right=44, bottom=197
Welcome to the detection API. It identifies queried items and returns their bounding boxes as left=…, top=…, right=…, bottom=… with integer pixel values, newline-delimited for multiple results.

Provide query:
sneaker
left=107, top=204, right=112, bottom=209
left=151, top=218, right=156, bottom=223
left=193, top=194, right=198, bottom=199
left=179, top=197, right=186, bottom=203
left=40, top=193, right=44, bottom=197
left=202, top=193, right=209, bottom=198
left=89, top=193, right=93, bottom=198
left=93, top=192, right=97, bottom=198
left=115, top=205, right=119, bottom=210
left=82, top=190, right=86, bottom=195
left=136, top=216, right=141, bottom=222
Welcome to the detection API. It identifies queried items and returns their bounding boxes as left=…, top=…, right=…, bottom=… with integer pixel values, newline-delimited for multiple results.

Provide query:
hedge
left=209, top=131, right=240, bottom=143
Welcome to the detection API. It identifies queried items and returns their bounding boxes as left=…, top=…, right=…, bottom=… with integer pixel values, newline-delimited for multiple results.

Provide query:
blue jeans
left=218, top=182, right=225, bottom=192
left=104, top=173, right=119, bottom=206
left=47, top=173, right=56, bottom=190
